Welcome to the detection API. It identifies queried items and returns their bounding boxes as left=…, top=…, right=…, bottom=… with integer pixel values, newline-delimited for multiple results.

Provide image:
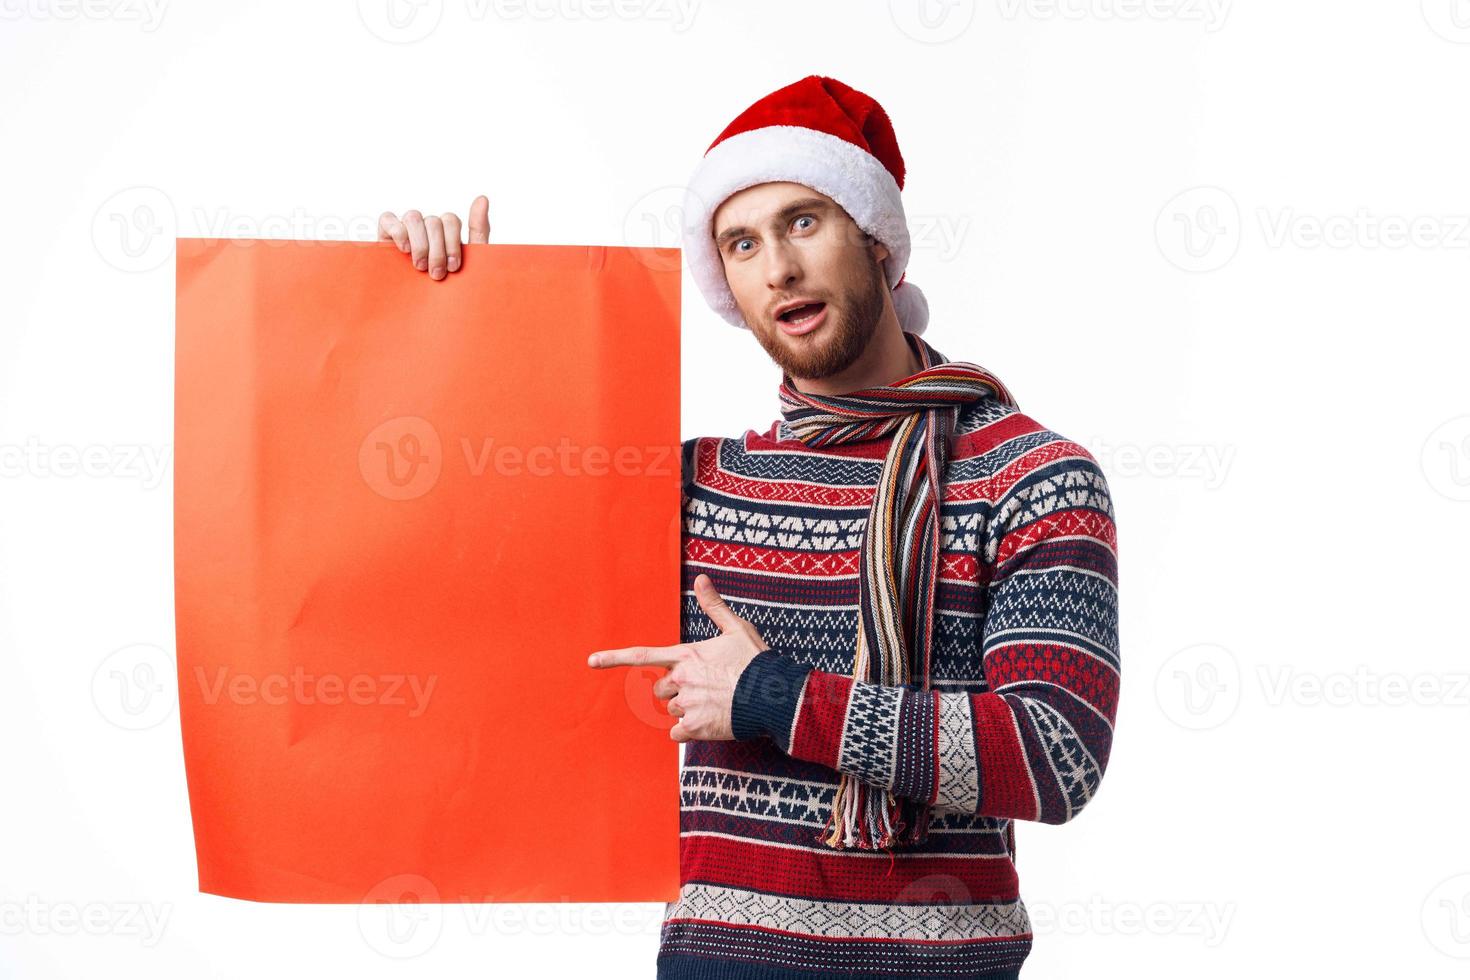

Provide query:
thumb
left=693, top=573, right=742, bottom=634
left=467, top=194, right=490, bottom=243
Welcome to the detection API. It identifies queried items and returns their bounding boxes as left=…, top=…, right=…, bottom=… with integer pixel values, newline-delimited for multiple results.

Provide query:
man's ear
left=869, top=236, right=890, bottom=265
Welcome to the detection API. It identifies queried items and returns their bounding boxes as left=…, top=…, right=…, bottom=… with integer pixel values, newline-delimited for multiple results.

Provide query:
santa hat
left=680, top=75, right=930, bottom=336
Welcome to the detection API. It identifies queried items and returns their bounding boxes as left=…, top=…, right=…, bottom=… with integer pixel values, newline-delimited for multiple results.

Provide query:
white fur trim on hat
left=682, top=124, right=927, bottom=336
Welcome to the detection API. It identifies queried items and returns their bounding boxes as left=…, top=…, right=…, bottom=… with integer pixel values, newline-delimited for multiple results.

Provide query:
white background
left=3, top=1, right=1469, bottom=977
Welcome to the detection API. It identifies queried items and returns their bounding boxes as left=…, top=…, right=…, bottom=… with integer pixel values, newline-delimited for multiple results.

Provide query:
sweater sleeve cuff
left=730, top=648, right=813, bottom=748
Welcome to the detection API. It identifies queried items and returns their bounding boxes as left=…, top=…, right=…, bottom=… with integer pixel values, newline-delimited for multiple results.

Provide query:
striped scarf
left=777, top=330, right=1019, bottom=851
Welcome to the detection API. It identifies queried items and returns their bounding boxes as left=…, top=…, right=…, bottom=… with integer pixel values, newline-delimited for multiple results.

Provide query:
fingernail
left=588, top=654, right=600, bottom=667
left=447, top=256, right=459, bottom=271
left=416, top=258, right=426, bottom=271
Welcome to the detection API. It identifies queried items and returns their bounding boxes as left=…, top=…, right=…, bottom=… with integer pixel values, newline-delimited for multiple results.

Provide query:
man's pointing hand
left=588, top=573, right=769, bottom=743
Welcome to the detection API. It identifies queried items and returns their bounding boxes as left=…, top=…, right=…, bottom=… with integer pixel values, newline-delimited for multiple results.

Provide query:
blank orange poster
left=173, top=238, right=682, bottom=904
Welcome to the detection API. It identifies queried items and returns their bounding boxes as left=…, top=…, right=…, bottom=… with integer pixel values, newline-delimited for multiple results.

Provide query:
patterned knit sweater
left=656, top=391, right=1120, bottom=980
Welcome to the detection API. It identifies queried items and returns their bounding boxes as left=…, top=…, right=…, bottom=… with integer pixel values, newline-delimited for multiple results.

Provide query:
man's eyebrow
left=713, top=197, right=831, bottom=250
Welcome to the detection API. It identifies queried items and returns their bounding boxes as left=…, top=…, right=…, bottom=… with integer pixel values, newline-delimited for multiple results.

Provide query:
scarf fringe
left=783, top=332, right=1013, bottom=854
left=818, top=780, right=933, bottom=851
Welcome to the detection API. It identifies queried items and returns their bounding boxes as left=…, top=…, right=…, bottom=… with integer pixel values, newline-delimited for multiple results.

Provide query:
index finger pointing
left=587, top=645, right=682, bottom=669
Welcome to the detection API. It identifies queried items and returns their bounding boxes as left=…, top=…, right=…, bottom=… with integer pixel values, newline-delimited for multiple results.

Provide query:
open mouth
left=778, top=302, right=826, bottom=324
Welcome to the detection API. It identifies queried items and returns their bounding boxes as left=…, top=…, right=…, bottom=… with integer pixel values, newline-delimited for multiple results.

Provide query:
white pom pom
left=890, top=279, right=929, bottom=336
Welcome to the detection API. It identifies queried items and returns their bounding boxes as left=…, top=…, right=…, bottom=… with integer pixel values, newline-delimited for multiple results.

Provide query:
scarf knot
left=777, top=331, right=1018, bottom=852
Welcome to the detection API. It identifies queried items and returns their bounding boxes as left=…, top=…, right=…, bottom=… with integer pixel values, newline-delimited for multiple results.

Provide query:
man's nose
left=763, top=239, right=801, bottom=290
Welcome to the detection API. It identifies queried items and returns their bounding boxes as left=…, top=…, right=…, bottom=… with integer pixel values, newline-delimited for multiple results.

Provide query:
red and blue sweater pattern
left=657, top=394, right=1120, bottom=980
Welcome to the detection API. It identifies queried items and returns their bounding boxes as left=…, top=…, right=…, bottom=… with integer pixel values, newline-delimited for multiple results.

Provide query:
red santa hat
left=681, top=75, right=930, bottom=336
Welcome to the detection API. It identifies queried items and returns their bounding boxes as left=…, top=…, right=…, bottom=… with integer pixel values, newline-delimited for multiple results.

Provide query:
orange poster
left=173, top=238, right=682, bottom=904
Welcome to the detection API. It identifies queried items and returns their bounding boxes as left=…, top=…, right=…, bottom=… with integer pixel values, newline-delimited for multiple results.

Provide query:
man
left=380, top=75, right=1120, bottom=980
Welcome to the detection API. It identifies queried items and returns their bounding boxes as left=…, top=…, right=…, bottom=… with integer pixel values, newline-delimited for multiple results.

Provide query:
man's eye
left=793, top=215, right=815, bottom=231
left=733, top=239, right=753, bottom=254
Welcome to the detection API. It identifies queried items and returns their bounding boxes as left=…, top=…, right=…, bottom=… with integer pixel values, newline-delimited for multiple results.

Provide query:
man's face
left=712, top=181, right=890, bottom=382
